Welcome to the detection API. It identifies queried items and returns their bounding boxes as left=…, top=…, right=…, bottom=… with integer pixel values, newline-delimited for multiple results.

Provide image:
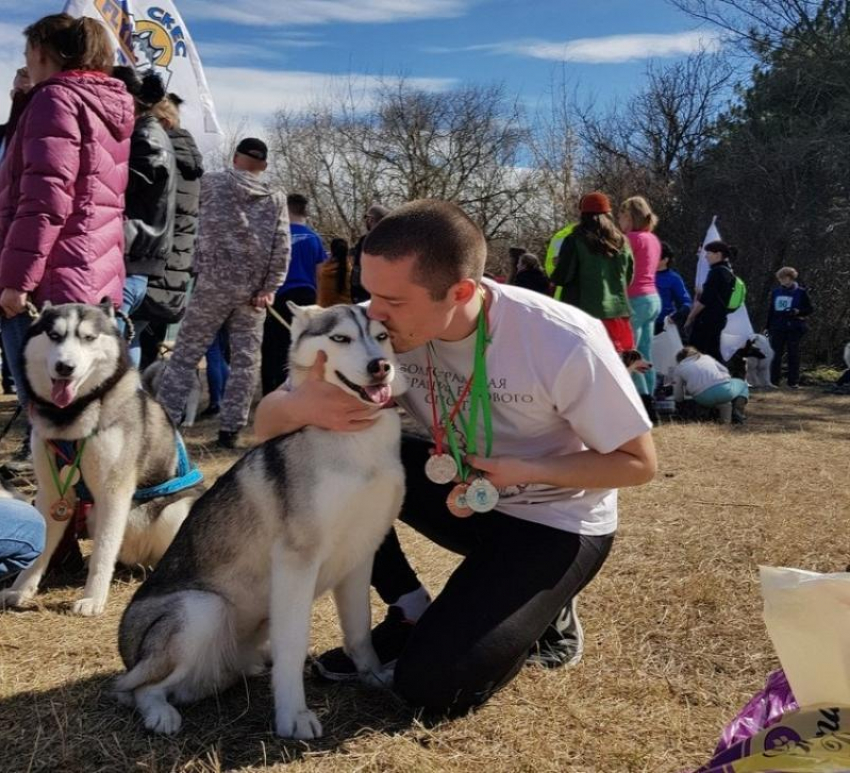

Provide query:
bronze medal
left=425, top=453, right=458, bottom=485
left=446, top=483, right=473, bottom=518
left=50, top=498, right=73, bottom=522
left=466, top=477, right=500, bottom=513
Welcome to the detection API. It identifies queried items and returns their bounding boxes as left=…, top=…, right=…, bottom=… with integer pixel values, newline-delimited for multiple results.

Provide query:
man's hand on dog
left=294, top=352, right=381, bottom=432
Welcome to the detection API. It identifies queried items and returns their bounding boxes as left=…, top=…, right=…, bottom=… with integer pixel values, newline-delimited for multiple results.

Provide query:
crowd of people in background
left=0, top=10, right=822, bottom=456
left=510, top=191, right=815, bottom=425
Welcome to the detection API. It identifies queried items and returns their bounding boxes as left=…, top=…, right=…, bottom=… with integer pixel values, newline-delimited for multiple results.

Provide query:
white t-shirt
left=672, top=354, right=730, bottom=401
left=395, top=279, right=651, bottom=536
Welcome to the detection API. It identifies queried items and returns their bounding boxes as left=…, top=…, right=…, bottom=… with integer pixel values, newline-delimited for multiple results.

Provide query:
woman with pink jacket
left=619, top=196, right=662, bottom=404
left=0, top=14, right=134, bottom=413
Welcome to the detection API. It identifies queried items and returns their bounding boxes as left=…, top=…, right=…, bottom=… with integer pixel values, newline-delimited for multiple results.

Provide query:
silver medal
left=466, top=477, right=500, bottom=513
left=425, top=453, right=458, bottom=485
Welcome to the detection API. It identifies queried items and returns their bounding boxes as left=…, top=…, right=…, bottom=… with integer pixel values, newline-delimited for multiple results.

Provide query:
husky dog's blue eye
left=48, top=332, right=62, bottom=342
left=329, top=334, right=351, bottom=344
left=375, top=332, right=389, bottom=342
left=81, top=334, right=97, bottom=343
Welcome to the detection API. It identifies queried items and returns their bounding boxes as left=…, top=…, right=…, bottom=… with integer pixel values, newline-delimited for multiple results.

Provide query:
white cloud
left=429, top=30, right=724, bottom=64
left=179, top=0, right=469, bottom=26
left=205, top=66, right=456, bottom=137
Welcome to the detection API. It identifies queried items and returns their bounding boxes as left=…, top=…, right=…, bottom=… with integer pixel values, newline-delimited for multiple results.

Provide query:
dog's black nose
left=55, top=361, right=75, bottom=378
left=367, top=358, right=391, bottom=377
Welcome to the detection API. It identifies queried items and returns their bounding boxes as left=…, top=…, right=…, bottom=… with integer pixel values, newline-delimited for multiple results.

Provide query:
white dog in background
left=746, top=334, right=775, bottom=388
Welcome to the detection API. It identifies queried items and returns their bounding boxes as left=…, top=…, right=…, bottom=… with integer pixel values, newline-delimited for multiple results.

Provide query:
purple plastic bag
left=693, top=669, right=798, bottom=772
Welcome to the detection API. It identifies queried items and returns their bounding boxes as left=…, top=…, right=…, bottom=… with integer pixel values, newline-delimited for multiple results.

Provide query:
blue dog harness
left=50, top=432, right=203, bottom=504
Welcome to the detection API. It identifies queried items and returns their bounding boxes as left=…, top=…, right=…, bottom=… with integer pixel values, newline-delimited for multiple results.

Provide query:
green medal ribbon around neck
left=430, top=302, right=493, bottom=482
left=45, top=438, right=87, bottom=502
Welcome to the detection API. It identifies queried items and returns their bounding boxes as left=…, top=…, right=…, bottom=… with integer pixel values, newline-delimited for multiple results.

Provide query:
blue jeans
left=630, top=293, right=662, bottom=396
left=0, top=498, right=45, bottom=580
left=119, top=274, right=149, bottom=368
left=695, top=379, right=750, bottom=407
left=205, top=328, right=230, bottom=407
left=1, top=313, right=34, bottom=408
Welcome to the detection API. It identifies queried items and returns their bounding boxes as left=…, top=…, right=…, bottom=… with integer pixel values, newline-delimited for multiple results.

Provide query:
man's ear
left=450, top=278, right=479, bottom=306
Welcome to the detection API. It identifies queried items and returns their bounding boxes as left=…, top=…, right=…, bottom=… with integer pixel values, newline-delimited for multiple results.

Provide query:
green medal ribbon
left=429, top=300, right=493, bottom=482
left=45, top=439, right=87, bottom=501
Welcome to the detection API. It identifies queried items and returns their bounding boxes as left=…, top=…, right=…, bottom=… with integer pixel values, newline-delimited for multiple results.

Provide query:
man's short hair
left=363, top=199, right=486, bottom=300
left=287, top=193, right=309, bottom=217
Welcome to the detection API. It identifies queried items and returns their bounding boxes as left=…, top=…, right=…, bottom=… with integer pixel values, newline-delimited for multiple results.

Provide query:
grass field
left=1, top=386, right=848, bottom=773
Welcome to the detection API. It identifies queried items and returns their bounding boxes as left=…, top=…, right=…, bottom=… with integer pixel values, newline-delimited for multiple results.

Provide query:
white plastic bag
left=720, top=305, right=755, bottom=361
left=760, top=566, right=850, bottom=706
left=651, top=317, right=683, bottom=380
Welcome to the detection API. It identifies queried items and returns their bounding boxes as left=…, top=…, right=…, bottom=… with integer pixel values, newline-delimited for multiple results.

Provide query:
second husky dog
left=0, top=301, right=203, bottom=616
left=116, top=304, right=405, bottom=740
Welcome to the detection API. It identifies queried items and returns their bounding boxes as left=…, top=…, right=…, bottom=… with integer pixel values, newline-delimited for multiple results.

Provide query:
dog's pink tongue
left=51, top=380, right=75, bottom=408
left=364, top=384, right=392, bottom=405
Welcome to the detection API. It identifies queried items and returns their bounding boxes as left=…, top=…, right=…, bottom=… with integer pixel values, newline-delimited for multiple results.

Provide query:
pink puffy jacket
left=0, top=70, right=134, bottom=307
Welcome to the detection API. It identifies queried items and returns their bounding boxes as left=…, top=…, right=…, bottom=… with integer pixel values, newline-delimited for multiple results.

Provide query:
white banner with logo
left=63, top=0, right=223, bottom=154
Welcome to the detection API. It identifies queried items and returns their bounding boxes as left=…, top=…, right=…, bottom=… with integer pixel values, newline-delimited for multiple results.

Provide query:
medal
left=45, top=438, right=88, bottom=524
left=50, top=498, right=73, bottom=522
left=466, top=477, right=500, bottom=513
left=425, top=453, right=458, bottom=485
left=446, top=483, right=473, bottom=518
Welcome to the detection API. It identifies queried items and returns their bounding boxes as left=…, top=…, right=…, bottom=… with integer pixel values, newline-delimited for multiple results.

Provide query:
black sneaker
left=312, top=605, right=415, bottom=682
left=527, top=597, right=584, bottom=669
left=217, top=430, right=239, bottom=449
left=199, top=403, right=220, bottom=419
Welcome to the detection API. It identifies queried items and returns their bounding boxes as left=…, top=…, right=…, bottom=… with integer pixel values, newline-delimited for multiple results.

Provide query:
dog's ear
left=286, top=302, right=323, bottom=320
left=99, top=298, right=116, bottom=319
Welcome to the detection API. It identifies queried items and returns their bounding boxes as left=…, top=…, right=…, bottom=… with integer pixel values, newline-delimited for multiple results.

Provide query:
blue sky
left=1, top=0, right=722, bottom=136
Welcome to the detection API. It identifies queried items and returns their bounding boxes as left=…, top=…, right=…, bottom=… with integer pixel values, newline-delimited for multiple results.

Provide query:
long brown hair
left=575, top=212, right=626, bottom=258
left=25, top=14, right=114, bottom=74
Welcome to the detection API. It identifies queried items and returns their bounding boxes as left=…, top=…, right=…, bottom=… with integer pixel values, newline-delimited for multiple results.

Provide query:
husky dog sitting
left=115, top=304, right=405, bottom=740
left=0, top=301, right=203, bottom=616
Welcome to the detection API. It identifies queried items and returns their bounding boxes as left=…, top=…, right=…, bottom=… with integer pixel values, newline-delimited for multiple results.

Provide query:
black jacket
left=124, top=115, right=177, bottom=278
left=699, top=260, right=736, bottom=319
left=514, top=267, right=551, bottom=296
left=138, top=128, right=203, bottom=323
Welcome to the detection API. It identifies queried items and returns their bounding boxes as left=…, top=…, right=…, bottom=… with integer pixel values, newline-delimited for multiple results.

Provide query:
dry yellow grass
left=1, top=387, right=848, bottom=773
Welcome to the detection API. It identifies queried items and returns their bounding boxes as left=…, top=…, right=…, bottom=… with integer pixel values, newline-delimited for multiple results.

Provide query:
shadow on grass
left=0, top=668, right=415, bottom=773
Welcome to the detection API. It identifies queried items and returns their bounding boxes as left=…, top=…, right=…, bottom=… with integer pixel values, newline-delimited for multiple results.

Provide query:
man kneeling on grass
left=255, top=199, right=656, bottom=715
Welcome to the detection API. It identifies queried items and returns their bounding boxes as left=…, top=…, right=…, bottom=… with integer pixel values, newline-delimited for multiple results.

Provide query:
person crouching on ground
left=255, top=198, right=656, bottom=717
left=672, top=346, right=749, bottom=424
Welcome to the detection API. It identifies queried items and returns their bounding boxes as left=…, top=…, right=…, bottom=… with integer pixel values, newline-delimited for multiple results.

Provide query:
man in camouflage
left=157, top=138, right=290, bottom=448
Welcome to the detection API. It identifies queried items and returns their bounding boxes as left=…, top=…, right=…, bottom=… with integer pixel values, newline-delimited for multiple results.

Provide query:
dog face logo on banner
left=94, top=0, right=188, bottom=87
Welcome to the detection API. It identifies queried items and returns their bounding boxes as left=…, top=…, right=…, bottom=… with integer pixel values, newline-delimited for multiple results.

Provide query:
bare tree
left=267, top=77, right=537, bottom=245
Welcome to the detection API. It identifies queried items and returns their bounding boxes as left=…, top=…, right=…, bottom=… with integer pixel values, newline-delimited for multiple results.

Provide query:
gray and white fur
left=746, top=333, right=775, bottom=388
left=0, top=301, right=203, bottom=617
left=116, top=303, right=405, bottom=739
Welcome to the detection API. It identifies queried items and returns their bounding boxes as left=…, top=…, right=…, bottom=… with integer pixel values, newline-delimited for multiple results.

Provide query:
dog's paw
left=276, top=709, right=323, bottom=740
left=143, top=703, right=183, bottom=735
left=70, top=597, right=106, bottom=617
left=359, top=664, right=394, bottom=689
left=0, top=588, right=35, bottom=610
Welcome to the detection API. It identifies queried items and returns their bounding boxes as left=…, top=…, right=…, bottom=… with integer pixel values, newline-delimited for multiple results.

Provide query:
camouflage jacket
left=194, top=169, right=290, bottom=293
